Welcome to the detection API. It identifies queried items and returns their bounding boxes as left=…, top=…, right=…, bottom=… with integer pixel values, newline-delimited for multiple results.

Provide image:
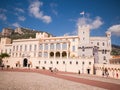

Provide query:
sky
left=0, top=0, right=120, bottom=45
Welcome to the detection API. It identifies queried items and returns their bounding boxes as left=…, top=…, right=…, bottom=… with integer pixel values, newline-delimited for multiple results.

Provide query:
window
left=103, top=42, right=105, bottom=46
left=91, top=42, right=93, bottom=44
left=50, top=43, right=54, bottom=50
left=62, top=51, right=67, bottom=57
left=20, top=45, right=22, bottom=51
left=63, top=61, right=65, bottom=64
left=89, top=62, right=91, bottom=65
left=29, top=45, right=32, bottom=51
left=70, top=61, right=72, bottom=64
left=44, top=44, right=48, bottom=50
left=56, top=61, right=59, bottom=64
left=56, top=52, right=60, bottom=58
left=104, top=56, right=106, bottom=60
left=76, top=61, right=78, bottom=65
left=56, top=43, right=60, bottom=50
left=82, top=46, right=85, bottom=52
left=39, top=52, right=42, bottom=57
left=82, top=62, right=84, bottom=65
left=9, top=49, right=11, bottom=54
left=97, top=42, right=99, bottom=46
left=72, top=46, right=75, bottom=52
left=44, top=61, right=46, bottom=64
left=62, top=43, right=67, bottom=50
left=25, top=45, right=27, bottom=51
left=16, top=46, right=18, bottom=51
left=102, top=49, right=104, bottom=54
left=44, top=52, right=48, bottom=58
left=39, top=61, right=40, bottom=64
left=105, top=50, right=107, bottom=54
left=50, top=52, right=54, bottom=58
left=39, top=44, right=43, bottom=50
left=50, top=61, right=53, bottom=64
left=34, top=45, right=37, bottom=51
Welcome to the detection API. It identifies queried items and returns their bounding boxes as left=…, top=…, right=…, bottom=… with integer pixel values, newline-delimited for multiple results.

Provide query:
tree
left=0, top=53, right=10, bottom=67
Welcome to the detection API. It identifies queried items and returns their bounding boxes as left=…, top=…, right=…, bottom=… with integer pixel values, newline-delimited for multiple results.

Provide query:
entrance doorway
left=23, top=58, right=28, bottom=67
left=87, top=69, right=90, bottom=74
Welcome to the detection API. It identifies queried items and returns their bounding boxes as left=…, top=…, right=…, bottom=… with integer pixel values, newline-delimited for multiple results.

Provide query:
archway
left=56, top=52, right=60, bottom=58
left=50, top=52, right=54, bottom=58
left=23, top=58, right=28, bottom=67
left=62, top=51, right=67, bottom=57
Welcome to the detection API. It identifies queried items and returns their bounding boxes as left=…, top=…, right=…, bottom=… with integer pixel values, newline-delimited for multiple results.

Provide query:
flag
left=80, top=11, right=85, bottom=15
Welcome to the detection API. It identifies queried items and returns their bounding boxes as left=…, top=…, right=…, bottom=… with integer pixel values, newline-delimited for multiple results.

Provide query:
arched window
left=56, top=52, right=60, bottom=57
left=62, top=51, right=67, bottom=57
left=50, top=52, right=54, bottom=58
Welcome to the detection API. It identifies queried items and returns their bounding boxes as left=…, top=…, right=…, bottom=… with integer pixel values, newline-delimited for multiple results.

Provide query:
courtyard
left=0, top=69, right=120, bottom=90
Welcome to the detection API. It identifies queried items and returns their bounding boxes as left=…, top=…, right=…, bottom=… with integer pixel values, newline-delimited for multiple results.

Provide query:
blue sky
left=0, top=0, right=120, bottom=45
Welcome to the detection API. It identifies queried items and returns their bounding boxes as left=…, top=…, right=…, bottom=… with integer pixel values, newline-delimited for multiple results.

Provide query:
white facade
left=0, top=25, right=112, bottom=74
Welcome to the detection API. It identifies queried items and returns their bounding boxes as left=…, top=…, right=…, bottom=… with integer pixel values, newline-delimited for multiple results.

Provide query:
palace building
left=0, top=25, right=113, bottom=75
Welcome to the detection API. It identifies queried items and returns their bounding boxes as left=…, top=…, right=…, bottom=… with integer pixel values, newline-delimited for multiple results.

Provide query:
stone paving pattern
left=0, top=68, right=120, bottom=90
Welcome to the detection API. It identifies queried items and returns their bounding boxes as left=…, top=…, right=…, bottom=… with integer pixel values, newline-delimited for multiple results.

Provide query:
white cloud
left=12, top=22, right=21, bottom=27
left=50, top=3, right=58, bottom=15
left=15, top=8, right=24, bottom=13
left=0, top=14, right=7, bottom=21
left=29, top=0, right=52, bottom=23
left=64, top=30, right=77, bottom=36
left=108, top=24, right=120, bottom=36
left=18, top=16, right=26, bottom=21
left=77, top=16, right=103, bottom=30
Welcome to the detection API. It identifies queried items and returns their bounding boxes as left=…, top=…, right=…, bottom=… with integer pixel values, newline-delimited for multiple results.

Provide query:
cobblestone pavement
left=0, top=68, right=120, bottom=90
left=60, top=73, right=120, bottom=84
left=0, top=71, right=105, bottom=90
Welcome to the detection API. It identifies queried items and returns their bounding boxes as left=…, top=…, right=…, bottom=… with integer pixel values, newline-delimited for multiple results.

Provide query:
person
left=106, top=72, right=109, bottom=77
left=116, top=73, right=118, bottom=78
left=78, top=70, right=80, bottom=74
left=102, top=71, right=104, bottom=77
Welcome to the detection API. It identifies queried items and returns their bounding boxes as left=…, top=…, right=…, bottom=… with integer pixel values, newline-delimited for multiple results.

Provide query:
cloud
left=0, top=14, right=7, bottom=21
left=108, top=24, right=120, bottom=36
left=12, top=22, right=21, bottom=27
left=77, top=16, right=103, bottom=30
left=50, top=3, right=58, bottom=15
left=18, top=16, right=26, bottom=21
left=15, top=8, right=24, bottom=13
left=29, top=0, right=52, bottom=23
left=0, top=8, right=7, bottom=21
left=64, top=30, right=77, bottom=36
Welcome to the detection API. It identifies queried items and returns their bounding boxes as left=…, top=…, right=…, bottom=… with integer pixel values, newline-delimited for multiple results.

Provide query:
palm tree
left=0, top=53, right=10, bottom=69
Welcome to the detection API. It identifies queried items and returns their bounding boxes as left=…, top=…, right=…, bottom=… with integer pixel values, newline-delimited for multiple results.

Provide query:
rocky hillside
left=0, top=27, right=52, bottom=40
left=111, top=44, right=120, bottom=55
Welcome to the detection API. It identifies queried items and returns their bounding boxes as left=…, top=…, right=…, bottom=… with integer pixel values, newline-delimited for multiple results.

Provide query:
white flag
left=80, top=11, right=85, bottom=15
